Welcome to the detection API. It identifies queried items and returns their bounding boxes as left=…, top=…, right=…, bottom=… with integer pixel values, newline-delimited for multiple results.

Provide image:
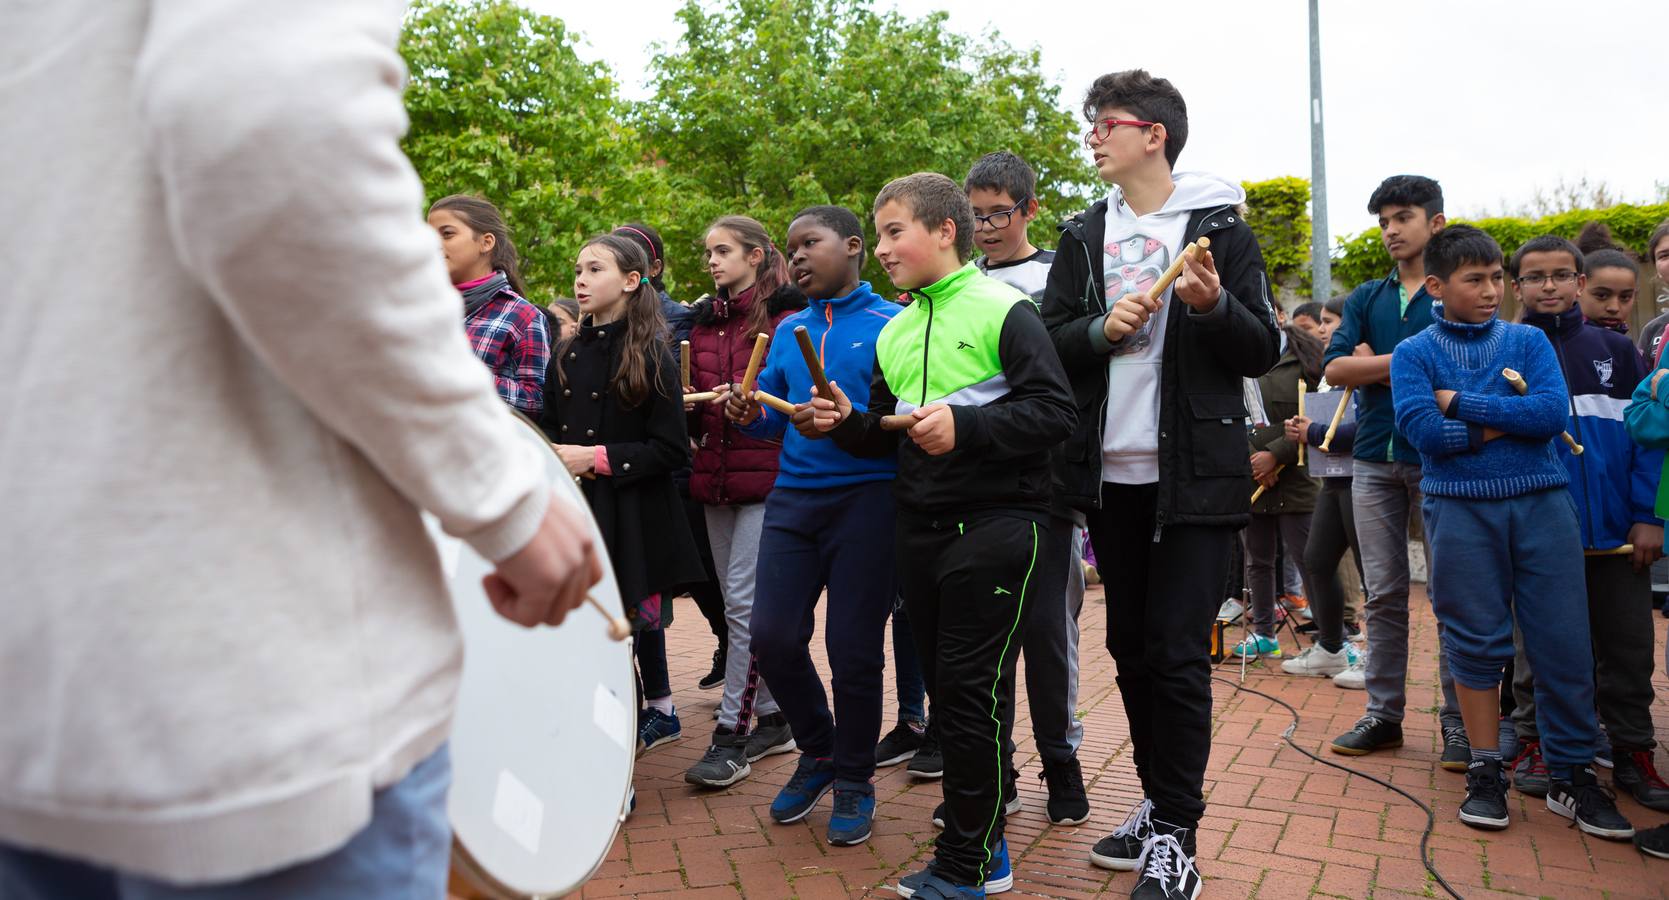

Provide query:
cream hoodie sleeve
left=132, top=0, right=548, bottom=560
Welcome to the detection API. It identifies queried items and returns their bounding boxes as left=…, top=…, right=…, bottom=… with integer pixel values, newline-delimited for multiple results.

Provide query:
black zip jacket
left=829, top=265, right=1077, bottom=524
left=1041, top=200, right=1281, bottom=526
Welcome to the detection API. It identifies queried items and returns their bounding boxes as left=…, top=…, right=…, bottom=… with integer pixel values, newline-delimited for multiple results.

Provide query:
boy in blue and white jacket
left=1391, top=226, right=1631, bottom=840
left=724, top=206, right=902, bottom=847
left=1512, top=235, right=1667, bottom=812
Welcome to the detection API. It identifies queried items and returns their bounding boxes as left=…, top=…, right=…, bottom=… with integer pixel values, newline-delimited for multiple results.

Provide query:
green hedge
left=1241, top=176, right=1312, bottom=295
left=1331, top=201, right=1669, bottom=293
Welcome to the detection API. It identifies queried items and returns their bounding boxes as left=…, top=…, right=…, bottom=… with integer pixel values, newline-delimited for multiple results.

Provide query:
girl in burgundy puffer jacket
left=682, top=215, right=806, bottom=787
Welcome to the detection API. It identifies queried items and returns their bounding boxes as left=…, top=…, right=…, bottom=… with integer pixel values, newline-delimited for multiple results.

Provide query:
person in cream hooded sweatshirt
left=0, top=1, right=601, bottom=895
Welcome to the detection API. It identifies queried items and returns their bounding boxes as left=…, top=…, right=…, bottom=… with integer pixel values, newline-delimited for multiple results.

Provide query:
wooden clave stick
left=1295, top=380, right=1307, bottom=467
left=1317, top=385, right=1354, bottom=453
left=740, top=332, right=770, bottom=397
left=1146, top=236, right=1210, bottom=302
left=682, top=390, right=720, bottom=403
left=752, top=390, right=796, bottom=415
left=1250, top=465, right=1284, bottom=504
left=679, top=340, right=691, bottom=389
left=793, top=325, right=834, bottom=401
left=1501, top=368, right=1583, bottom=455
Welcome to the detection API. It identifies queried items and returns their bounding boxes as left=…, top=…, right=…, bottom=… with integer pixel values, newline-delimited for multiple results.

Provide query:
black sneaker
left=908, top=720, right=943, bottom=780
left=932, top=771, right=1020, bottom=829
left=1547, top=766, right=1635, bottom=840
left=875, top=719, right=926, bottom=767
left=1041, top=757, right=1090, bottom=825
left=1440, top=726, right=1470, bottom=772
left=1330, top=716, right=1403, bottom=756
left=1635, top=822, right=1669, bottom=859
left=697, top=646, right=725, bottom=690
left=684, top=727, right=751, bottom=788
left=1459, top=758, right=1510, bottom=830
left=1089, top=798, right=1153, bottom=871
left=1615, top=750, right=1669, bottom=812
left=745, top=713, right=796, bottom=762
left=1130, top=831, right=1202, bottom=900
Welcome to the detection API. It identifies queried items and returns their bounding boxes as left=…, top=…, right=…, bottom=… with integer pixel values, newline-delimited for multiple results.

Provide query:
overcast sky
left=525, top=0, right=1666, bottom=242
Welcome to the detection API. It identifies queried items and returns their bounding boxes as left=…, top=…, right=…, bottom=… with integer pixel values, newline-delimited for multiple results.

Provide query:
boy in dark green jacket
left=812, top=172, right=1075, bottom=899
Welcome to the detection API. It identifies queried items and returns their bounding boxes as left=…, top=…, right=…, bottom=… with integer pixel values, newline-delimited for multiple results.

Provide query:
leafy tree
left=400, top=0, right=668, bottom=299
left=635, top=0, right=1097, bottom=296
left=1240, top=176, right=1313, bottom=299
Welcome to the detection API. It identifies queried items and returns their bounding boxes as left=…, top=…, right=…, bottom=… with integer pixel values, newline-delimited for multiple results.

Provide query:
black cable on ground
left=1211, top=672, right=1465, bottom=900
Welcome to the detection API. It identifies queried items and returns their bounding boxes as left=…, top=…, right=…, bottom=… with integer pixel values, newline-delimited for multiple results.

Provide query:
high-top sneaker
left=1130, top=827, right=1201, bottom=900
left=1089, top=798, right=1153, bottom=871
left=1614, top=750, right=1669, bottom=812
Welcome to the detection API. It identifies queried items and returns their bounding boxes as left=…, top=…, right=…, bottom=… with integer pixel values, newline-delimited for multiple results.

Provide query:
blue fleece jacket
left=740, top=282, right=901, bottom=488
left=1523, top=306, right=1661, bottom=549
left=1391, top=313, right=1570, bottom=500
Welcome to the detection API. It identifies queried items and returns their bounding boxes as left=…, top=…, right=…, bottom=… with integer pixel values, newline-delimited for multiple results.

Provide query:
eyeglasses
left=974, top=200, right=1026, bottom=230
left=1083, top=118, right=1155, bottom=148
left=1515, top=272, right=1580, bottom=288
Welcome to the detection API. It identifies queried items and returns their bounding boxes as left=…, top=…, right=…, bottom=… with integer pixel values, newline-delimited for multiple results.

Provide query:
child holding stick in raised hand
left=717, top=205, right=902, bottom=846
left=811, top=173, right=1076, bottom=899
left=1391, top=225, right=1631, bottom=841
left=1039, top=69, right=1279, bottom=899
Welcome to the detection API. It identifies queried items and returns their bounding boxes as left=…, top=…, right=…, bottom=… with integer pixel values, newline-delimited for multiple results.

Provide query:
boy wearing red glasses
left=1040, top=68, right=1280, bottom=900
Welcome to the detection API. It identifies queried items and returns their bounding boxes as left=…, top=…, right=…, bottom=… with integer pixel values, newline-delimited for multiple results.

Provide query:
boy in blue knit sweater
left=1391, top=226, right=1632, bottom=840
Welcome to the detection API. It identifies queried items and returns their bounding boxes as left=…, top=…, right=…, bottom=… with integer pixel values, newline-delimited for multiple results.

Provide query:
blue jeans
left=892, top=600, right=927, bottom=723
left=1425, top=490, right=1598, bottom=771
left=0, top=745, right=452, bottom=900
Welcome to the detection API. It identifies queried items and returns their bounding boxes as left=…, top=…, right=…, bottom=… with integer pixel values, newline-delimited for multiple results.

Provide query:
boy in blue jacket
left=722, top=205, right=902, bottom=847
left=1510, top=235, right=1667, bottom=811
left=1391, top=225, right=1631, bottom=840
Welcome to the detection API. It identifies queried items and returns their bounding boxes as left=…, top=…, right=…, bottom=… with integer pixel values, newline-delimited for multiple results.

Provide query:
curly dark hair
left=1081, top=69, right=1188, bottom=168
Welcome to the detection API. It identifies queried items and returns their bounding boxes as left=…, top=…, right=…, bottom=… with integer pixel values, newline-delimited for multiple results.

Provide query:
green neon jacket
left=829, top=263, right=1077, bottom=521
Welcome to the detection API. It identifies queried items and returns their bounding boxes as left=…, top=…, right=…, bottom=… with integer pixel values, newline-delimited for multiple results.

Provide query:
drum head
left=430, top=414, right=635, bottom=898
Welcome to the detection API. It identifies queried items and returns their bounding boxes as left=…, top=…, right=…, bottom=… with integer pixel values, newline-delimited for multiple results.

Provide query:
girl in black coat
left=541, top=234, right=705, bottom=751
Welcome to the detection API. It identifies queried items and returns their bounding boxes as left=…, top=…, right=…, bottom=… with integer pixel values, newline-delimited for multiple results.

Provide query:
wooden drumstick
left=740, top=332, right=770, bottom=397
left=683, top=390, right=720, bottom=403
left=752, top=389, right=796, bottom=415
left=586, top=595, right=631, bottom=641
left=794, top=325, right=834, bottom=402
left=880, top=414, right=916, bottom=431
left=679, top=340, right=691, bottom=389
left=1502, top=368, right=1583, bottom=455
left=1318, top=385, right=1354, bottom=452
left=1296, top=380, right=1308, bottom=468
left=1585, top=544, right=1635, bottom=557
left=1250, top=464, right=1285, bottom=503
left=1145, top=236, right=1211, bottom=303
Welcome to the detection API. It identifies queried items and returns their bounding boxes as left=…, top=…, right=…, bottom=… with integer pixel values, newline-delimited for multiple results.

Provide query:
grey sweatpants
left=706, top=502, right=778, bottom=725
left=1352, top=460, right=1463, bottom=730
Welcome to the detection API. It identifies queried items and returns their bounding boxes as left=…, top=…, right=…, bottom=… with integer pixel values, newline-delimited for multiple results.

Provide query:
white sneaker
left=1282, top=644, right=1354, bottom=677
left=1333, top=657, right=1367, bottom=690
left=1217, top=598, right=1245, bottom=623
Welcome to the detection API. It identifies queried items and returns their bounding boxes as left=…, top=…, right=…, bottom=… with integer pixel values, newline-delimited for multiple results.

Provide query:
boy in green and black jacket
left=812, top=173, right=1076, bottom=899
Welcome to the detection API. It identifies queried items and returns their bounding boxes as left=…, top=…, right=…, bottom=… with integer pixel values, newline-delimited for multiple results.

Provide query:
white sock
left=647, top=697, right=674, bottom=715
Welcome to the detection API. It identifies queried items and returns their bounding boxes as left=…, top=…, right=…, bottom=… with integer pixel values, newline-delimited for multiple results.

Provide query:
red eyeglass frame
left=1083, top=118, right=1155, bottom=148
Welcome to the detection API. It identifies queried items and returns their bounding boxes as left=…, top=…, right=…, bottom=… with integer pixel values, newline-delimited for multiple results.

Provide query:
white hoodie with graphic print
left=1101, top=173, right=1247, bottom=484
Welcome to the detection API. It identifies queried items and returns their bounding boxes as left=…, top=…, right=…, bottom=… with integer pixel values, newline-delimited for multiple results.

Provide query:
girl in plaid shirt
left=428, top=195, right=550, bottom=417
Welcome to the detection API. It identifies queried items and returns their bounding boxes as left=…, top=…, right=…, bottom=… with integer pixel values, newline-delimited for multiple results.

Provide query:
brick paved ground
left=567, top=585, right=1669, bottom=899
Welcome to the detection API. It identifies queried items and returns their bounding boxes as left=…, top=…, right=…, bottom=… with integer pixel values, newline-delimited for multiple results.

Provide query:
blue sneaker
left=895, top=839, right=1010, bottom=897
left=827, top=788, right=875, bottom=846
left=770, top=754, right=835, bottom=823
left=637, top=707, right=681, bottom=756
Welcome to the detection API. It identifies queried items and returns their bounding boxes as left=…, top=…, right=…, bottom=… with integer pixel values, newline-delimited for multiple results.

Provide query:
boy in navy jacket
left=1391, top=226, right=1631, bottom=841
left=724, top=206, right=902, bottom=847
left=1509, top=235, right=1667, bottom=811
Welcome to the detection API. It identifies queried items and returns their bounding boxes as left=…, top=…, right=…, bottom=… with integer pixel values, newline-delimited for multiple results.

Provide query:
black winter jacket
left=1041, top=200, right=1281, bottom=527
